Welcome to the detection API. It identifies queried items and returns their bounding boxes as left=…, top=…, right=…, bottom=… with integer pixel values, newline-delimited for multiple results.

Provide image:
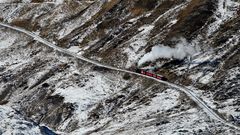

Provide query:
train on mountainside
left=136, top=68, right=168, bottom=81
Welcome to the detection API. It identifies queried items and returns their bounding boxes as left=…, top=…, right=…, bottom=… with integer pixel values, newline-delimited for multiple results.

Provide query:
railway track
left=1, top=22, right=239, bottom=131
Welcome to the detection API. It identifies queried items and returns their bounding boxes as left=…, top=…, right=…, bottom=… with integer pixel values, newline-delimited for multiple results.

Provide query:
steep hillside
left=0, top=0, right=240, bottom=134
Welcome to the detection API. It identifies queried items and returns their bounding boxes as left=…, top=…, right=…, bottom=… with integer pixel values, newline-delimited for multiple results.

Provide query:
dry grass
left=211, top=15, right=240, bottom=48
left=11, top=19, right=32, bottom=30
left=100, top=0, right=120, bottom=14
left=165, top=0, right=214, bottom=41
left=130, top=0, right=158, bottom=15
left=157, top=69, right=178, bottom=83
left=11, top=18, right=40, bottom=31
left=173, top=0, right=205, bottom=32
left=31, top=0, right=44, bottom=2
left=62, top=1, right=88, bottom=14
left=0, top=100, right=9, bottom=105
left=134, top=0, right=158, bottom=10
left=130, top=7, right=146, bottom=16
left=178, top=75, right=193, bottom=86
left=58, top=0, right=120, bottom=47
left=177, top=0, right=203, bottom=21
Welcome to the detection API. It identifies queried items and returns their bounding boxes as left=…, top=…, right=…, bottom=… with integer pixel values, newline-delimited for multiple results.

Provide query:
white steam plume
left=138, top=38, right=197, bottom=66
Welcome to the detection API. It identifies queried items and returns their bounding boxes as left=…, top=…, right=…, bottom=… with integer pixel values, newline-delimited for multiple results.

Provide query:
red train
left=136, top=69, right=168, bottom=81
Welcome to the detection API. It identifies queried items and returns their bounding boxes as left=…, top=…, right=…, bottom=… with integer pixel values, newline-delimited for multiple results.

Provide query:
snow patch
left=0, top=36, right=16, bottom=49
left=199, top=72, right=214, bottom=84
left=67, top=46, right=81, bottom=53
left=58, top=1, right=103, bottom=39
left=123, top=25, right=154, bottom=68
left=55, top=0, right=64, bottom=5
left=189, top=72, right=203, bottom=81
left=228, top=67, right=240, bottom=80
left=53, top=72, right=125, bottom=121
left=207, top=0, right=240, bottom=35
left=0, top=106, right=41, bottom=135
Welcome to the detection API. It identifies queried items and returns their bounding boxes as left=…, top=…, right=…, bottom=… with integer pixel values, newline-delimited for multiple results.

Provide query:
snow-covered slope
left=0, top=105, right=41, bottom=135
left=0, top=0, right=240, bottom=134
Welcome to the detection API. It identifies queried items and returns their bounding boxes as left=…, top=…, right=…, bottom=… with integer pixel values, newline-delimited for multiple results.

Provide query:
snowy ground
left=207, top=0, right=240, bottom=35
left=0, top=0, right=240, bottom=134
left=53, top=70, right=128, bottom=123
left=123, top=25, right=154, bottom=68
left=0, top=106, right=41, bottom=135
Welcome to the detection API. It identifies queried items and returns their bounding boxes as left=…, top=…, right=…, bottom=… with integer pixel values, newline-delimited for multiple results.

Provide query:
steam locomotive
left=136, top=68, right=168, bottom=81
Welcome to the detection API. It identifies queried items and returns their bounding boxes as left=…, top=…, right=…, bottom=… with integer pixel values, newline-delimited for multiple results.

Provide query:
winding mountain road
left=0, top=22, right=239, bottom=131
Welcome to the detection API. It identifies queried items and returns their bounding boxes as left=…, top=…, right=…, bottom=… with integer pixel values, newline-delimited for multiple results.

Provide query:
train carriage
left=136, top=69, right=168, bottom=81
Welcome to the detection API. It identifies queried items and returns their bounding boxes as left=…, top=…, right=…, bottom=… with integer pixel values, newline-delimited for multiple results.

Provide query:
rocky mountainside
left=0, top=0, right=240, bottom=134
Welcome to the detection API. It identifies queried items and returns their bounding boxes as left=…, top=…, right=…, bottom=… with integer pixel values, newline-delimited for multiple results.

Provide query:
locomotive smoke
left=138, top=38, right=197, bottom=66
